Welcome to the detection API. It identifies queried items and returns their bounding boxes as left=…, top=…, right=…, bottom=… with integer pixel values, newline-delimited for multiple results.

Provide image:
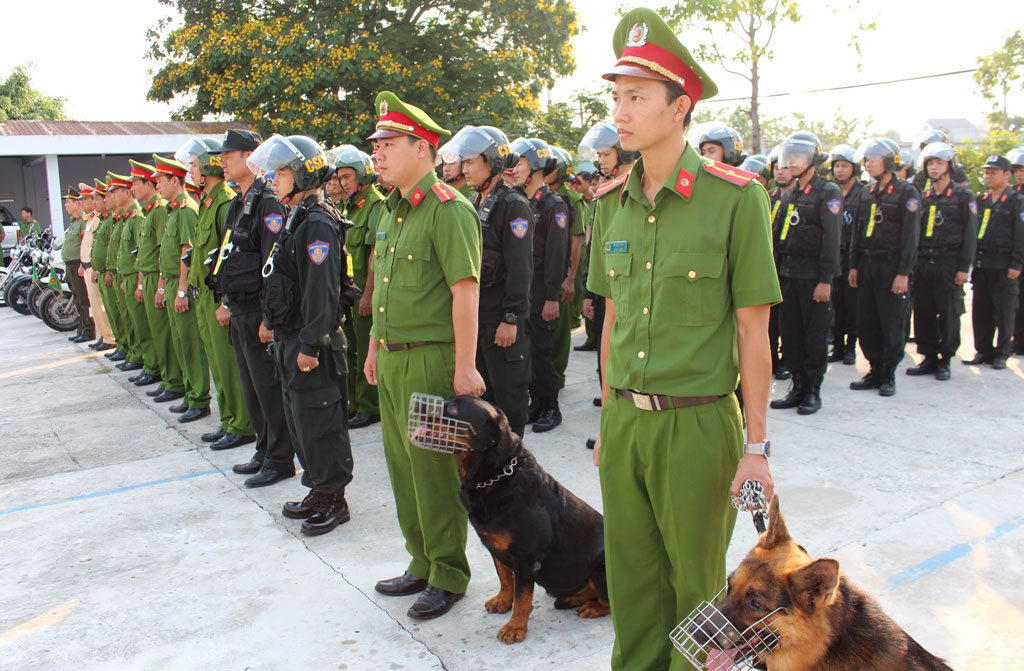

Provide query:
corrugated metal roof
left=0, top=120, right=251, bottom=137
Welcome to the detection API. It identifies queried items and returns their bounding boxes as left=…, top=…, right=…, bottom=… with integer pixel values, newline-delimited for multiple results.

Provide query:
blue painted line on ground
left=884, top=513, right=1024, bottom=591
left=0, top=468, right=228, bottom=517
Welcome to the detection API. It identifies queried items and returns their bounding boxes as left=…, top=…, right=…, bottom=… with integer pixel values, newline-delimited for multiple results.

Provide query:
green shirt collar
left=386, top=169, right=439, bottom=211
left=621, top=143, right=703, bottom=205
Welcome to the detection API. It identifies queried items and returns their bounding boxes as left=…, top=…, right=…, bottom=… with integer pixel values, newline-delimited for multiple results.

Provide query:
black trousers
left=856, top=256, right=911, bottom=368
left=912, top=259, right=965, bottom=358
left=780, top=277, right=832, bottom=387
left=1013, top=278, right=1024, bottom=351
left=529, top=301, right=560, bottom=409
left=831, top=263, right=857, bottom=345
left=230, top=307, right=295, bottom=469
left=971, top=267, right=1020, bottom=359
left=593, top=295, right=606, bottom=385
left=66, top=260, right=95, bottom=337
left=769, top=302, right=783, bottom=370
left=273, top=333, right=353, bottom=494
left=477, top=320, right=531, bottom=437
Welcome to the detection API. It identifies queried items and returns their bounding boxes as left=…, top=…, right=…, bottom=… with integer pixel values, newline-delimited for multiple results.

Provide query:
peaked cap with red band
left=151, top=154, right=189, bottom=180
left=602, top=7, right=718, bottom=104
left=367, top=91, right=451, bottom=149
left=106, top=172, right=133, bottom=190
left=93, top=178, right=109, bottom=195
left=129, top=159, right=157, bottom=182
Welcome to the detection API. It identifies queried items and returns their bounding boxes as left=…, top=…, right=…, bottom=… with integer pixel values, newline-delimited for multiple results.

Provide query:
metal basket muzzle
left=407, top=393, right=473, bottom=454
left=670, top=585, right=782, bottom=671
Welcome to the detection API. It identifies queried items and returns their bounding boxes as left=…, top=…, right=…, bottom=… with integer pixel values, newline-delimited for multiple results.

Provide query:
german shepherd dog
left=694, top=496, right=954, bottom=670
left=420, top=395, right=609, bottom=643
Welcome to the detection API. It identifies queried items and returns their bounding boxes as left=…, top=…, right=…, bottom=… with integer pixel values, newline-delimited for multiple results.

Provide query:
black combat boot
left=935, top=354, right=951, bottom=381
left=850, top=365, right=881, bottom=390
left=906, top=356, right=938, bottom=376
left=301, top=491, right=350, bottom=536
left=878, top=365, right=896, bottom=397
left=770, top=373, right=805, bottom=409
left=842, top=336, right=857, bottom=365
left=797, top=381, right=822, bottom=415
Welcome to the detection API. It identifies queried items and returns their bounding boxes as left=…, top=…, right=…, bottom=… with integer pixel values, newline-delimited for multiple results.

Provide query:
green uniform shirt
left=137, top=195, right=168, bottom=272
left=61, top=215, right=84, bottom=262
left=117, top=201, right=145, bottom=274
left=345, top=184, right=385, bottom=290
left=91, top=213, right=113, bottom=271
left=188, top=181, right=235, bottom=288
left=457, top=183, right=475, bottom=200
left=106, top=210, right=125, bottom=274
left=587, top=144, right=781, bottom=397
left=371, top=171, right=481, bottom=344
left=557, top=184, right=587, bottom=237
left=159, top=195, right=199, bottom=278
left=19, top=219, right=41, bottom=238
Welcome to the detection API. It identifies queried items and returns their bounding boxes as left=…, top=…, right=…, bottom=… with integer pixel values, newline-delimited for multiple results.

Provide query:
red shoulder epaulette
left=702, top=159, right=756, bottom=187
left=594, top=172, right=629, bottom=199
left=432, top=182, right=456, bottom=203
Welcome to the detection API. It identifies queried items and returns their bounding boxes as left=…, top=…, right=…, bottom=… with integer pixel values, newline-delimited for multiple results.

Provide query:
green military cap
left=368, top=91, right=451, bottom=148
left=129, top=159, right=157, bottom=182
left=93, top=178, right=109, bottom=195
left=107, top=172, right=133, bottom=190
left=603, top=7, right=718, bottom=103
left=151, top=154, right=189, bottom=180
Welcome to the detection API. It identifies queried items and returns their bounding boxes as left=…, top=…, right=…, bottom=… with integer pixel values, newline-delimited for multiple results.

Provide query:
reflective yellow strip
left=926, top=205, right=936, bottom=237
left=978, top=209, right=991, bottom=239
left=925, top=178, right=932, bottom=192
left=779, top=204, right=795, bottom=241
left=347, top=252, right=354, bottom=277
left=866, top=203, right=877, bottom=237
left=212, top=229, right=233, bottom=275
left=771, top=200, right=782, bottom=221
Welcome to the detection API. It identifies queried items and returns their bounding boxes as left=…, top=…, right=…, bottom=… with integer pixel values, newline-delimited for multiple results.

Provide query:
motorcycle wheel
left=40, top=291, right=80, bottom=332
left=26, top=284, right=47, bottom=319
left=0, top=267, right=8, bottom=307
left=5, top=276, right=32, bottom=315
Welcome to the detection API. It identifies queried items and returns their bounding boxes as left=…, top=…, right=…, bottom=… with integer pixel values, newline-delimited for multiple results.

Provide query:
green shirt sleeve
left=586, top=197, right=610, bottom=297
left=434, top=199, right=482, bottom=287
left=179, top=205, right=199, bottom=248
left=728, top=183, right=782, bottom=309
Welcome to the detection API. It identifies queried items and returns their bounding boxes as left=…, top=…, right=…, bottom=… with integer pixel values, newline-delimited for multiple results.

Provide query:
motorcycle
left=3, top=236, right=48, bottom=316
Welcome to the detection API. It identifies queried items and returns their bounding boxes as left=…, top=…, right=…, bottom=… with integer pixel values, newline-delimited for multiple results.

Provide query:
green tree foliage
left=693, top=105, right=873, bottom=154
left=147, top=0, right=578, bottom=147
left=0, top=66, right=67, bottom=121
left=956, top=128, right=1023, bottom=193
left=523, top=87, right=610, bottom=151
left=974, top=30, right=1024, bottom=129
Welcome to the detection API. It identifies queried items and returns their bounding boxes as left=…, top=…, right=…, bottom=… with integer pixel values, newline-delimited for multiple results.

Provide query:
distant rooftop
left=0, top=120, right=253, bottom=157
left=0, top=120, right=250, bottom=137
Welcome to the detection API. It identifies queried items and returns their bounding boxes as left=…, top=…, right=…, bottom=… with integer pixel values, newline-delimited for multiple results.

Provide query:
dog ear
left=759, top=495, right=790, bottom=549
left=492, top=411, right=521, bottom=459
left=788, top=558, right=840, bottom=615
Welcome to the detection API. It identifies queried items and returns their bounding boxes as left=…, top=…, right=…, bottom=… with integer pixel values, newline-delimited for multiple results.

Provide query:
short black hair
left=406, top=135, right=438, bottom=162
left=21, top=207, right=32, bottom=215
left=663, top=81, right=693, bottom=127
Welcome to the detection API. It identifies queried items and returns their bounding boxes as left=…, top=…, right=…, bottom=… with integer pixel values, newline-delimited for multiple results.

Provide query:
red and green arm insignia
left=594, top=172, right=629, bottom=199
left=357, top=198, right=365, bottom=209
left=170, top=200, right=179, bottom=209
left=702, top=159, right=755, bottom=187
left=675, top=168, right=694, bottom=198
left=432, top=183, right=456, bottom=202
left=409, top=187, right=425, bottom=207
left=204, top=197, right=213, bottom=209
left=307, top=240, right=329, bottom=265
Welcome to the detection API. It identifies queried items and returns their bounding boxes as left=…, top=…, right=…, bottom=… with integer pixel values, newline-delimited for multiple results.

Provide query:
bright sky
left=4, top=0, right=1020, bottom=145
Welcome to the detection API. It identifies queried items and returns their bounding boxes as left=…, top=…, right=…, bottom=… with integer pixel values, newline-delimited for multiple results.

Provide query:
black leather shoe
left=585, top=438, right=596, bottom=450
left=232, top=455, right=263, bottom=475
left=770, top=376, right=805, bottom=409
left=532, top=408, right=562, bottom=433
left=375, top=572, right=429, bottom=596
left=201, top=427, right=227, bottom=443
left=178, top=407, right=211, bottom=423
left=407, top=585, right=464, bottom=620
left=95, top=343, right=115, bottom=352
left=878, top=367, right=896, bottom=397
left=134, top=373, right=161, bottom=386
left=842, top=346, right=856, bottom=365
left=827, top=347, right=843, bottom=363
left=797, top=388, right=822, bottom=415
left=119, top=361, right=143, bottom=372
left=156, top=391, right=185, bottom=404
left=573, top=342, right=597, bottom=351
left=282, top=490, right=320, bottom=519
left=349, top=412, right=381, bottom=429
left=963, top=353, right=989, bottom=365
left=592, top=397, right=602, bottom=407
left=106, top=350, right=126, bottom=361
left=128, top=372, right=144, bottom=382
left=526, top=404, right=542, bottom=424
left=850, top=369, right=881, bottom=390
left=168, top=401, right=189, bottom=413
left=245, top=466, right=295, bottom=488
left=146, top=386, right=166, bottom=397
left=69, top=334, right=85, bottom=342
left=936, top=358, right=951, bottom=381
left=301, top=492, right=350, bottom=535
left=992, top=357, right=1008, bottom=370
left=89, top=338, right=104, bottom=349
left=211, top=433, right=257, bottom=450
left=906, top=357, right=937, bottom=376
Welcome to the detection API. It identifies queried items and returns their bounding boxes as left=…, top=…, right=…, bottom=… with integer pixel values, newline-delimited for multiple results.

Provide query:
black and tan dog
left=426, top=395, right=609, bottom=643
left=697, top=496, right=954, bottom=670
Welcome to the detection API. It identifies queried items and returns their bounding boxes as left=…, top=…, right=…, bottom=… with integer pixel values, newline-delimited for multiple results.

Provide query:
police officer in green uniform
left=109, top=173, right=153, bottom=378
left=769, top=132, right=841, bottom=415
left=327, top=144, right=384, bottom=429
left=441, top=125, right=533, bottom=437
left=62, top=188, right=96, bottom=344
left=906, top=142, right=977, bottom=379
left=964, top=154, right=1024, bottom=369
left=512, top=137, right=569, bottom=432
left=18, top=208, right=41, bottom=239
left=587, top=10, right=778, bottom=669
left=827, top=144, right=863, bottom=365
left=547, top=146, right=586, bottom=389
left=217, top=129, right=296, bottom=487
left=698, top=125, right=747, bottom=166
left=848, top=138, right=920, bottom=395
left=177, top=138, right=257, bottom=448
left=254, top=134, right=357, bottom=534
left=94, top=181, right=126, bottom=362
left=103, top=185, right=133, bottom=366
left=153, top=155, right=212, bottom=423
left=129, top=160, right=187, bottom=403
left=364, top=91, right=483, bottom=620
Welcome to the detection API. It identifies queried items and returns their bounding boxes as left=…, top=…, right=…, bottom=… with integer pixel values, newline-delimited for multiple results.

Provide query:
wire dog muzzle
left=670, top=585, right=782, bottom=670
left=408, top=393, right=473, bottom=454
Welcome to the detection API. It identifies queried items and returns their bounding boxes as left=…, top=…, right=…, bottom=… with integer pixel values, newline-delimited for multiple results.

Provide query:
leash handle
left=732, top=480, right=769, bottom=534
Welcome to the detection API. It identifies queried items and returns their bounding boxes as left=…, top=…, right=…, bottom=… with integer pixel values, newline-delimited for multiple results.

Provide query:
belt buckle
left=630, top=390, right=654, bottom=411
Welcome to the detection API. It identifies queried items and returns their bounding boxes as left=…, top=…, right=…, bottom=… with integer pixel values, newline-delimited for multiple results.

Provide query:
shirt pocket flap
left=398, top=241, right=433, bottom=262
left=664, top=252, right=725, bottom=282
left=605, top=253, right=632, bottom=278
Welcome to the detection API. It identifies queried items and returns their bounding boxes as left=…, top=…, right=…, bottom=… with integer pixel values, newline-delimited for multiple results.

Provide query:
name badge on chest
left=605, top=240, right=628, bottom=253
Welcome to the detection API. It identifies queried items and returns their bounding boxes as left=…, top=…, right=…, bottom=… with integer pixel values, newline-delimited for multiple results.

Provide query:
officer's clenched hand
left=891, top=274, right=909, bottom=295
left=561, top=276, right=575, bottom=303
left=847, top=269, right=858, bottom=289
left=358, top=292, right=373, bottom=317
left=494, top=322, right=517, bottom=347
left=1010, top=268, right=1022, bottom=280
left=731, top=455, right=774, bottom=503
left=583, top=298, right=595, bottom=320
left=542, top=300, right=560, bottom=322
left=174, top=295, right=189, bottom=313
left=155, top=292, right=166, bottom=309
left=955, top=271, right=968, bottom=286
left=104, top=272, right=113, bottom=287
left=454, top=367, right=486, bottom=397
left=258, top=322, right=274, bottom=343
left=216, top=304, right=230, bottom=326
left=813, top=282, right=831, bottom=303
left=134, top=288, right=144, bottom=303
left=77, top=265, right=85, bottom=278
left=297, top=352, right=318, bottom=373
left=364, top=347, right=378, bottom=386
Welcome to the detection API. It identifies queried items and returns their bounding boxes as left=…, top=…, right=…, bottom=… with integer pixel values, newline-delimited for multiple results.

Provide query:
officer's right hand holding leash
left=453, top=367, right=486, bottom=396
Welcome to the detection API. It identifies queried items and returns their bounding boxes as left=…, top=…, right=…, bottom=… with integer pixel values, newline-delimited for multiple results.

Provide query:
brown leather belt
left=381, top=341, right=443, bottom=352
left=615, top=389, right=726, bottom=411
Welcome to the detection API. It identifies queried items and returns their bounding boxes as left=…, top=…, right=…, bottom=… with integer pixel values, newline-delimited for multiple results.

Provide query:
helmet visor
left=577, top=122, right=619, bottom=161
left=779, top=141, right=816, bottom=171
left=854, top=139, right=891, bottom=164
left=174, top=138, right=212, bottom=166
left=246, top=134, right=305, bottom=175
left=439, top=127, right=498, bottom=165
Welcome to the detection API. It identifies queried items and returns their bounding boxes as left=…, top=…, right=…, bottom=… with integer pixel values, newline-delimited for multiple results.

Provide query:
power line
left=706, top=68, right=978, bottom=103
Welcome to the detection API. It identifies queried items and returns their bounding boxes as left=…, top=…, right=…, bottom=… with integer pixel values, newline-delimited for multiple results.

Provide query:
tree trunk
left=750, top=57, right=762, bottom=153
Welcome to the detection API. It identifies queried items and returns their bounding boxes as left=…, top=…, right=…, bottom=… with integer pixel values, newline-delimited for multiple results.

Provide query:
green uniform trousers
left=111, top=274, right=133, bottom=357
left=122, top=274, right=158, bottom=376
left=97, top=276, right=122, bottom=349
left=599, top=392, right=742, bottom=671
left=344, top=312, right=379, bottom=415
left=196, top=289, right=253, bottom=435
left=166, top=285, right=211, bottom=409
left=141, top=274, right=185, bottom=394
left=377, top=343, right=470, bottom=594
left=554, top=262, right=585, bottom=386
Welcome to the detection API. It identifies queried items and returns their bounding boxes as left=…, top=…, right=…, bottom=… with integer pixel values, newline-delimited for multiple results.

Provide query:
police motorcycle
left=36, top=236, right=79, bottom=332
left=3, top=232, right=52, bottom=315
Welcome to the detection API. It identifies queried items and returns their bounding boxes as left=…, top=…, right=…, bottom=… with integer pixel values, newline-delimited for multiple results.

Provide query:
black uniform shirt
left=529, top=185, right=569, bottom=304
left=474, top=181, right=534, bottom=321
left=850, top=176, right=920, bottom=275
left=774, top=173, right=842, bottom=283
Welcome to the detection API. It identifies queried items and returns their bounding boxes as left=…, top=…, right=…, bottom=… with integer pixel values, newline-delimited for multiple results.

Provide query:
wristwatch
left=177, top=290, right=187, bottom=299
left=502, top=313, right=518, bottom=325
left=157, top=287, right=165, bottom=295
left=743, top=440, right=771, bottom=458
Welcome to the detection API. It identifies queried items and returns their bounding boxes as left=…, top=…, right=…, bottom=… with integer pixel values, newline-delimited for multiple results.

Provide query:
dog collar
left=474, top=457, right=518, bottom=490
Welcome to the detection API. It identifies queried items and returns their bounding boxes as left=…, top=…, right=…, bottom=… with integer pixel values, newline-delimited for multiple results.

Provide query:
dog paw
left=576, top=600, right=611, bottom=619
left=485, top=595, right=512, bottom=614
left=497, top=623, right=528, bottom=644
